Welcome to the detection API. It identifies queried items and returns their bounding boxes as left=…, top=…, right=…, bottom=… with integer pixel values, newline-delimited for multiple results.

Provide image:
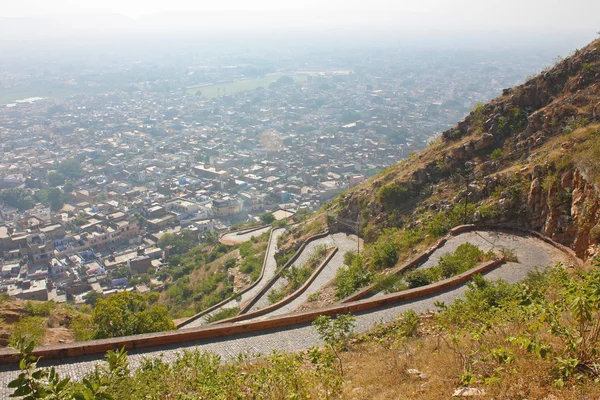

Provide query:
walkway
left=248, top=233, right=360, bottom=313
left=219, top=226, right=272, bottom=245
left=0, top=231, right=574, bottom=396
left=181, top=228, right=285, bottom=328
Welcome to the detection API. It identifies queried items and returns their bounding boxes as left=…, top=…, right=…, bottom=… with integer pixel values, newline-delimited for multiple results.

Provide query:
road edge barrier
left=0, top=256, right=505, bottom=365
left=177, top=227, right=277, bottom=328
left=216, top=247, right=338, bottom=324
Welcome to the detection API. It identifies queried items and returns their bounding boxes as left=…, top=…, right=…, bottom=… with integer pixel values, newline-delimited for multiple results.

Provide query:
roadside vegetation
left=159, top=231, right=270, bottom=318
left=268, top=245, right=330, bottom=304
left=11, top=262, right=600, bottom=399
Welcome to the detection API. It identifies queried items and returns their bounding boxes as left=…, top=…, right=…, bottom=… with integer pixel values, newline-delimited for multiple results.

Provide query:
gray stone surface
left=182, top=228, right=285, bottom=328
left=249, top=233, right=361, bottom=312
left=0, top=231, right=574, bottom=397
left=220, top=226, right=272, bottom=245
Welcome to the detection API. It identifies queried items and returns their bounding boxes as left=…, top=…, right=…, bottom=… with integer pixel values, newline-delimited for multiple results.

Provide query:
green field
left=0, top=88, right=82, bottom=105
left=186, top=74, right=307, bottom=98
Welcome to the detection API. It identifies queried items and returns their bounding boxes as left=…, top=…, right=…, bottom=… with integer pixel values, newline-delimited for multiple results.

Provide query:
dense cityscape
left=0, top=45, right=554, bottom=306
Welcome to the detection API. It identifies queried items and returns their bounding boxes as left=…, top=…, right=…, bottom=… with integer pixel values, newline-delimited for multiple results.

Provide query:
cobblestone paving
left=250, top=233, right=360, bottom=318
left=219, top=226, right=272, bottom=245
left=182, top=228, right=285, bottom=328
left=249, top=233, right=361, bottom=312
left=0, top=231, right=575, bottom=397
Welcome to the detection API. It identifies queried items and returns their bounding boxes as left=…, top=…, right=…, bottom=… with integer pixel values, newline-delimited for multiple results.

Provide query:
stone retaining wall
left=0, top=257, right=505, bottom=365
left=218, top=247, right=338, bottom=324
left=238, top=230, right=331, bottom=314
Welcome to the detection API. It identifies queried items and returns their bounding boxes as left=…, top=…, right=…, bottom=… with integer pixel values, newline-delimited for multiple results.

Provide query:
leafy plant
left=8, top=339, right=72, bottom=399
left=312, top=314, right=356, bottom=374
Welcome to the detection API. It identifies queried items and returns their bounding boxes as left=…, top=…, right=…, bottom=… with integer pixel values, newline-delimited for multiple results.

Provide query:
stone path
left=219, top=226, right=272, bottom=245
left=247, top=233, right=361, bottom=318
left=0, top=231, right=575, bottom=397
left=181, top=228, right=285, bottom=328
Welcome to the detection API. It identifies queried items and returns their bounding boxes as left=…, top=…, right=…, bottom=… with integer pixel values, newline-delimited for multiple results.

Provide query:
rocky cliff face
left=527, top=167, right=600, bottom=259
left=328, top=38, right=600, bottom=261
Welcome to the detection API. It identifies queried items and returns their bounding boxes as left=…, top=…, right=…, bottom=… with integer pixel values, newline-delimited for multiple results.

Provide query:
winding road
left=219, top=226, right=272, bottom=245
left=0, top=230, right=576, bottom=396
left=247, top=232, right=361, bottom=314
left=180, top=227, right=285, bottom=328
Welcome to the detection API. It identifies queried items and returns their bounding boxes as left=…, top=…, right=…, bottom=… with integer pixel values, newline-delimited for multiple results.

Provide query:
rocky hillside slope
left=330, top=38, right=600, bottom=262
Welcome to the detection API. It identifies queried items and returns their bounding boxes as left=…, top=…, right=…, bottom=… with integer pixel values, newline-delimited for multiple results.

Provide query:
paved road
left=248, top=233, right=360, bottom=318
left=181, top=228, right=285, bottom=328
left=220, top=226, right=272, bottom=245
left=248, top=233, right=361, bottom=313
left=0, top=231, right=575, bottom=396
left=370, top=230, right=573, bottom=298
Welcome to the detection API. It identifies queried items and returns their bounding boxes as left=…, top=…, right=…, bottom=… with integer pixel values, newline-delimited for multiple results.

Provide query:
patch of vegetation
left=259, top=212, right=275, bottom=224
left=376, top=182, right=414, bottom=209
left=93, top=292, right=175, bottom=339
left=334, top=251, right=374, bottom=299
left=205, top=307, right=240, bottom=323
left=10, top=333, right=344, bottom=400
left=404, top=242, right=492, bottom=288
left=563, top=116, right=591, bottom=135
left=0, top=188, right=35, bottom=211
left=497, top=107, right=528, bottom=135
left=159, top=234, right=269, bottom=318
left=490, top=148, right=504, bottom=159
left=24, top=301, right=56, bottom=317
left=9, top=316, right=47, bottom=347
left=470, top=103, right=486, bottom=135
left=268, top=265, right=313, bottom=304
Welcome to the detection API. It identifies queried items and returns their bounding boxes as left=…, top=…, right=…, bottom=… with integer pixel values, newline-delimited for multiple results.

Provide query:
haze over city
left=1, top=1, right=600, bottom=398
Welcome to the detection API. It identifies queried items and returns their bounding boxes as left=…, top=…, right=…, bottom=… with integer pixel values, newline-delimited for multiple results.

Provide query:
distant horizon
left=0, top=0, right=598, bottom=46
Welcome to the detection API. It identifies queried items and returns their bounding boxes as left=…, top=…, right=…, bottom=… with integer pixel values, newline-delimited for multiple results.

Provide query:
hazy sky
left=2, top=0, right=599, bottom=31
left=1, top=0, right=598, bottom=48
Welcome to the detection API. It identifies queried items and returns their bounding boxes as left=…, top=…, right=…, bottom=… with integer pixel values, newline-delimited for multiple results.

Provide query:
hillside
left=4, top=39, right=600, bottom=400
left=0, top=295, right=91, bottom=348
left=310, top=38, right=600, bottom=264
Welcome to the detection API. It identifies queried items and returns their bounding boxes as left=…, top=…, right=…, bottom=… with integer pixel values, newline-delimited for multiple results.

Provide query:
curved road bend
left=219, top=226, right=272, bottom=245
left=247, top=233, right=361, bottom=313
left=369, top=230, right=574, bottom=298
left=0, top=232, right=575, bottom=396
left=182, top=228, right=285, bottom=328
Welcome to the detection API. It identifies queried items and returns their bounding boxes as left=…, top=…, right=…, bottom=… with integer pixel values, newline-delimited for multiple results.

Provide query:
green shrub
left=372, top=273, right=407, bottom=294
left=224, top=258, right=237, bottom=269
left=268, top=288, right=286, bottom=304
left=405, top=269, right=433, bottom=288
left=335, top=255, right=374, bottom=299
left=376, top=182, right=413, bottom=209
left=24, top=300, right=56, bottom=317
left=490, top=148, right=503, bottom=159
left=371, top=241, right=399, bottom=269
left=9, top=316, right=46, bottom=347
left=205, top=307, right=239, bottom=323
left=437, top=242, right=484, bottom=279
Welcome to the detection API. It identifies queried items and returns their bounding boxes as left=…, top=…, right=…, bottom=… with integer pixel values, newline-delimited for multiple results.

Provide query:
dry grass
left=336, top=319, right=600, bottom=400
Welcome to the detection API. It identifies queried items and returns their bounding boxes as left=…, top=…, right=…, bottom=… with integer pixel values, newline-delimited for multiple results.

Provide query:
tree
left=35, top=188, right=66, bottom=211
left=92, top=292, right=175, bottom=339
left=47, top=171, right=66, bottom=187
left=312, top=314, right=356, bottom=374
left=158, top=230, right=198, bottom=255
left=259, top=213, right=275, bottom=224
left=84, top=290, right=105, bottom=307
left=0, top=188, right=35, bottom=211
left=63, top=181, right=74, bottom=193
left=57, top=158, right=83, bottom=179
